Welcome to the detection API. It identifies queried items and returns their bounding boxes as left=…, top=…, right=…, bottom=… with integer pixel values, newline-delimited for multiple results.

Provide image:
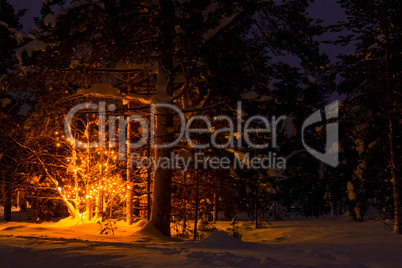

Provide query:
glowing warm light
left=53, top=133, right=130, bottom=216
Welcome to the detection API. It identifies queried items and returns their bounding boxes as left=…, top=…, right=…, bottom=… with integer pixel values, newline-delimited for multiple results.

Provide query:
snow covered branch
left=72, top=84, right=152, bottom=105
left=203, top=7, right=244, bottom=42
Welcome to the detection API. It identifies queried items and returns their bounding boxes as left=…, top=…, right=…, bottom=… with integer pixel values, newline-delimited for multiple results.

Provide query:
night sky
left=11, top=0, right=42, bottom=30
left=11, top=0, right=347, bottom=24
left=10, top=0, right=351, bottom=62
left=11, top=0, right=347, bottom=28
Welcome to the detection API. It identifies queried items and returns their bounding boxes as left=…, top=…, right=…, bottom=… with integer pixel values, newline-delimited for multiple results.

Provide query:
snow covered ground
left=0, top=215, right=401, bottom=267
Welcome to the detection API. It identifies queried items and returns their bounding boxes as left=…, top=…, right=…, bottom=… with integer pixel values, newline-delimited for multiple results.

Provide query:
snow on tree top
left=368, top=42, right=381, bottom=50
left=202, top=2, right=219, bottom=22
left=281, top=117, right=297, bottom=138
left=241, top=91, right=258, bottom=100
left=203, top=7, right=243, bottom=41
left=267, top=169, right=276, bottom=178
left=307, top=75, right=316, bottom=84
left=54, top=9, right=65, bottom=18
left=259, top=95, right=273, bottom=102
left=13, top=32, right=26, bottom=45
left=44, top=14, right=57, bottom=27
left=0, top=21, right=26, bottom=45
left=16, top=40, right=50, bottom=64
left=0, top=98, right=12, bottom=108
left=69, top=0, right=101, bottom=10
left=268, top=186, right=276, bottom=194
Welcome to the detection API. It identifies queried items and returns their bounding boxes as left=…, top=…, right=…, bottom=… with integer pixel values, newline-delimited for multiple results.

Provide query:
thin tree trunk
left=102, top=194, right=107, bottom=212
left=384, top=23, right=401, bottom=233
left=194, top=169, right=199, bottom=239
left=127, top=181, right=134, bottom=225
left=16, top=190, right=20, bottom=210
left=73, top=149, right=79, bottom=201
left=255, top=192, right=259, bottom=229
left=126, top=122, right=133, bottom=225
left=86, top=183, right=93, bottom=221
left=96, top=181, right=103, bottom=219
left=183, top=201, right=187, bottom=233
left=96, top=151, right=104, bottom=219
left=85, top=117, right=93, bottom=221
left=147, top=142, right=151, bottom=221
left=109, top=200, right=113, bottom=218
left=213, top=192, right=218, bottom=223
left=2, top=173, right=11, bottom=222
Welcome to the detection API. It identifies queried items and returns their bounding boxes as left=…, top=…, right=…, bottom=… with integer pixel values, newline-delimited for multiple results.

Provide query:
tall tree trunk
left=255, top=192, right=259, bottom=229
left=2, top=173, right=11, bottom=222
left=213, top=192, right=218, bottom=223
left=126, top=122, right=133, bottom=225
left=384, top=23, right=402, bottom=233
left=96, top=152, right=104, bottom=219
left=147, top=143, right=152, bottom=221
left=96, top=183, right=103, bottom=219
left=150, top=96, right=173, bottom=235
left=183, top=201, right=187, bottom=233
left=86, top=184, right=93, bottom=220
left=16, top=190, right=20, bottom=210
left=149, top=0, right=175, bottom=237
left=85, top=116, right=93, bottom=221
left=103, top=194, right=107, bottom=212
left=127, top=181, right=134, bottom=224
left=151, top=144, right=172, bottom=236
left=194, top=169, right=199, bottom=239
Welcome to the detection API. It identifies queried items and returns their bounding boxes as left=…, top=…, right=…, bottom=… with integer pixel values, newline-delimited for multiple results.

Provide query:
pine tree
left=0, top=0, right=26, bottom=222
left=0, top=0, right=25, bottom=74
left=335, top=0, right=401, bottom=230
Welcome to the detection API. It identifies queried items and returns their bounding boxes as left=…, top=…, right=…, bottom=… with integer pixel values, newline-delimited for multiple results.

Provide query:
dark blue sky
left=11, top=0, right=351, bottom=61
left=11, top=0, right=42, bottom=30
left=11, top=0, right=347, bottom=29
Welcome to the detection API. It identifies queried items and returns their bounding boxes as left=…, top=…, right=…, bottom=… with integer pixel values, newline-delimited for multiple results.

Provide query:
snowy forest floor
left=0, top=214, right=401, bottom=267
